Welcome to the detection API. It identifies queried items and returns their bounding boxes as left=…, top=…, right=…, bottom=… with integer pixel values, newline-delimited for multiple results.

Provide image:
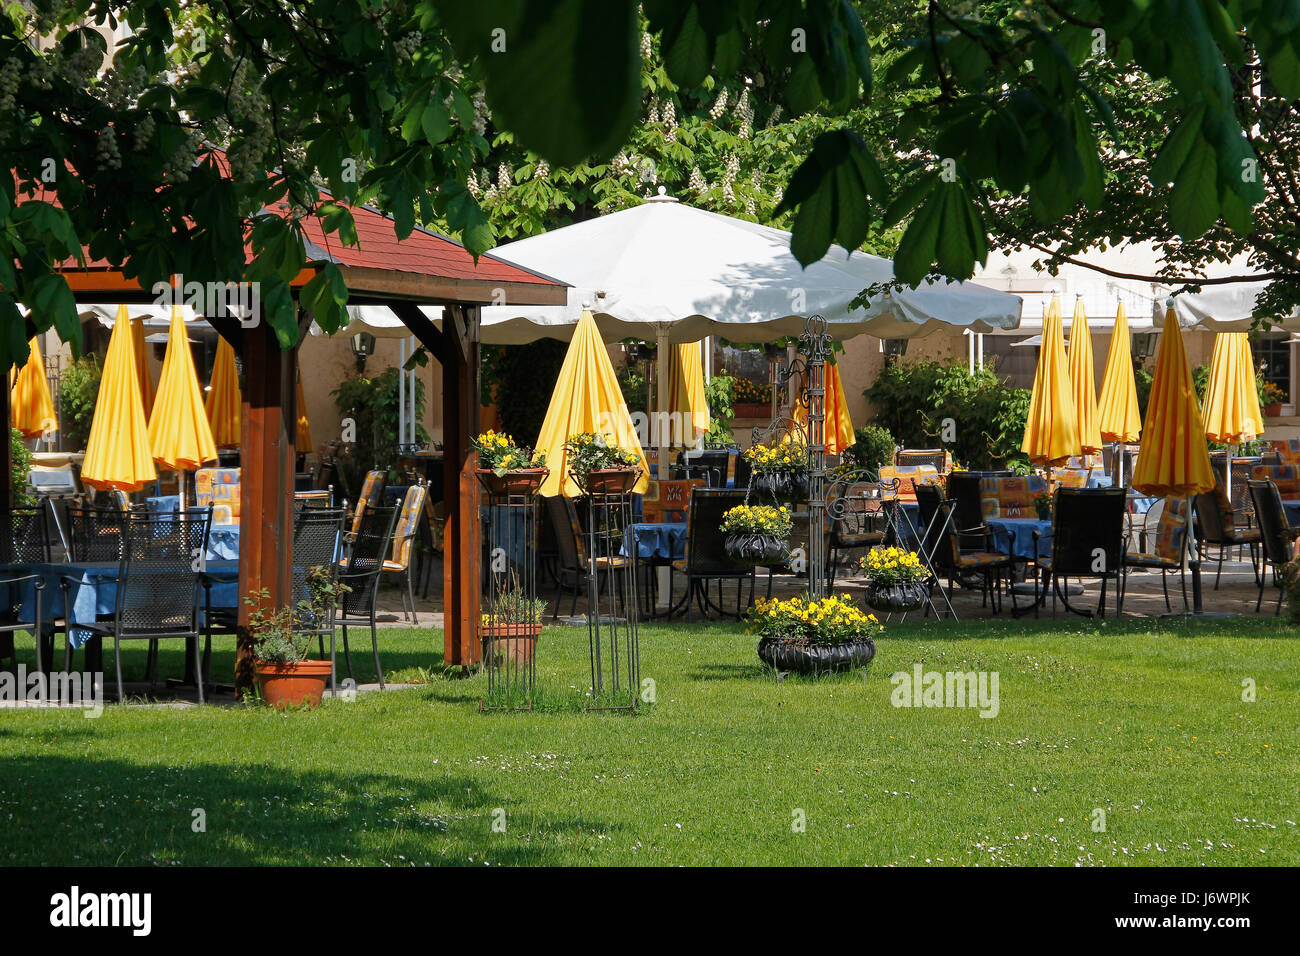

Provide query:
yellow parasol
left=148, top=304, right=218, bottom=499
left=296, top=374, right=313, bottom=454
left=534, top=310, right=650, bottom=497
left=1021, top=295, right=1080, bottom=466
left=1066, top=297, right=1102, bottom=455
left=10, top=335, right=57, bottom=439
left=793, top=359, right=856, bottom=456
left=1096, top=302, right=1142, bottom=445
left=664, top=342, right=709, bottom=441
left=205, top=334, right=242, bottom=448
left=1203, top=332, right=1263, bottom=445
left=1131, top=307, right=1214, bottom=498
left=130, top=316, right=155, bottom=418
left=81, top=305, right=156, bottom=492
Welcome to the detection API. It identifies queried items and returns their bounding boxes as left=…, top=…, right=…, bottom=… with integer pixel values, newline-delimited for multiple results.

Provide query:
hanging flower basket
left=476, top=467, right=548, bottom=497
left=724, top=532, right=789, bottom=566
left=864, top=581, right=928, bottom=613
left=751, top=470, right=809, bottom=501
left=757, top=636, right=876, bottom=674
left=583, top=467, right=640, bottom=495
left=481, top=621, right=542, bottom=666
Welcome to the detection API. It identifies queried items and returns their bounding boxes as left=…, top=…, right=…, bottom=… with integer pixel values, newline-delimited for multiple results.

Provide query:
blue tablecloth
left=623, top=522, right=688, bottom=560
left=144, top=497, right=240, bottom=559
left=1285, top=500, right=1300, bottom=527
left=1089, top=474, right=1114, bottom=489
left=0, top=561, right=240, bottom=649
left=987, top=517, right=1052, bottom=561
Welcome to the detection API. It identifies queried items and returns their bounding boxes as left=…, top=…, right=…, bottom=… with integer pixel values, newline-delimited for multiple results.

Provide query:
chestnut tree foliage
left=2, top=0, right=1299, bottom=377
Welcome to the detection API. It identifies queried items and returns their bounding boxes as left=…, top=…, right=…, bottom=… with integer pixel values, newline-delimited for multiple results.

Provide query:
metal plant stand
left=581, top=484, right=640, bottom=712
left=479, top=479, right=544, bottom=711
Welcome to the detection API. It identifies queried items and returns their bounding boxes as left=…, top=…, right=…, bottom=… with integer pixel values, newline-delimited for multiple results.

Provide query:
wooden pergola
left=1, top=184, right=566, bottom=682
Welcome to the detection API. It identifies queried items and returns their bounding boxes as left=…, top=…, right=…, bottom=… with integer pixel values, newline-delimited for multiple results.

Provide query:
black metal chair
left=897, top=448, right=947, bottom=470
left=335, top=504, right=399, bottom=689
left=667, top=488, right=754, bottom=620
left=826, top=477, right=889, bottom=585
left=67, top=505, right=127, bottom=561
left=917, top=484, right=1011, bottom=613
left=1193, top=486, right=1262, bottom=588
left=1121, top=496, right=1192, bottom=612
left=944, top=470, right=1011, bottom=555
left=3, top=506, right=53, bottom=563
left=1, top=506, right=54, bottom=672
left=69, top=510, right=211, bottom=702
left=1246, top=478, right=1297, bottom=615
left=1034, top=488, right=1127, bottom=618
left=1, top=574, right=45, bottom=674
left=678, top=449, right=729, bottom=487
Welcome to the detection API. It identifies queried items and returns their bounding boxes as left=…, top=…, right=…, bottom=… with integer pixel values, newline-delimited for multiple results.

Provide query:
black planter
left=725, top=533, right=789, bottom=565
left=757, top=636, right=876, bottom=674
left=751, top=470, right=810, bottom=502
left=865, top=581, right=929, bottom=613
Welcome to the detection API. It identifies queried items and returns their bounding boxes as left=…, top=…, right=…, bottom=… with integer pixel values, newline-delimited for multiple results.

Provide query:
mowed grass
left=1, top=613, right=1298, bottom=866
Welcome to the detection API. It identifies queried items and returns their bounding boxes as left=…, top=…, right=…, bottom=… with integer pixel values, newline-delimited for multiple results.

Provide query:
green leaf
left=660, top=4, right=713, bottom=88
left=893, top=184, right=943, bottom=286
left=1150, top=102, right=1206, bottom=186
left=1168, top=137, right=1220, bottom=237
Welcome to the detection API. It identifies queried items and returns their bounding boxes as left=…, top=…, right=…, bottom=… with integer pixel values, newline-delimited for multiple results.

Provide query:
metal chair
left=1121, top=496, right=1192, bottom=612
left=67, top=506, right=127, bottom=561
left=1193, top=486, right=1262, bottom=588
left=896, top=448, right=948, bottom=471
left=826, top=477, right=889, bottom=585
left=667, top=488, right=754, bottom=620
left=70, top=510, right=211, bottom=703
left=1, top=573, right=45, bottom=673
left=917, top=484, right=1010, bottom=614
left=334, top=505, right=399, bottom=689
left=1246, top=478, right=1297, bottom=615
left=382, top=483, right=427, bottom=625
left=344, top=469, right=386, bottom=543
left=944, top=470, right=1011, bottom=555
left=1034, top=488, right=1127, bottom=618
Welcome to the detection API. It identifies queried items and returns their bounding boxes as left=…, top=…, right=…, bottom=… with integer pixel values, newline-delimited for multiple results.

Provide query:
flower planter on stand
left=482, top=621, right=542, bottom=667
left=584, top=467, right=640, bottom=496
left=757, top=636, right=876, bottom=674
left=476, top=467, right=549, bottom=497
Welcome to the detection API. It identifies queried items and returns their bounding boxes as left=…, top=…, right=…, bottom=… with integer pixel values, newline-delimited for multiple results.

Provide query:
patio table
left=986, top=517, right=1052, bottom=561
left=0, top=560, right=240, bottom=649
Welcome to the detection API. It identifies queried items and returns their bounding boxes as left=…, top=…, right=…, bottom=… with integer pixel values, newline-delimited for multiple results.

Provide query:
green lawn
left=2, top=614, right=1298, bottom=866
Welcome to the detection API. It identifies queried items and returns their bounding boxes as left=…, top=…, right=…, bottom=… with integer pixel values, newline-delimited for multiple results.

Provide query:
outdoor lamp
left=351, top=331, right=376, bottom=372
left=881, top=338, right=908, bottom=361
left=1131, top=330, right=1158, bottom=363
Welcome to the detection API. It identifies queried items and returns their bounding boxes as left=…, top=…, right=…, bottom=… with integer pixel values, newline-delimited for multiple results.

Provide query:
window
left=1251, top=332, right=1291, bottom=405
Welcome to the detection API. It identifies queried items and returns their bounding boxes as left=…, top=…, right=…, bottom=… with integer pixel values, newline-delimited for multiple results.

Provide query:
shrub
left=842, top=424, right=895, bottom=473
left=58, top=355, right=101, bottom=450
left=703, top=372, right=735, bottom=444
left=331, top=367, right=427, bottom=492
left=10, top=428, right=33, bottom=507
left=863, top=359, right=1031, bottom=471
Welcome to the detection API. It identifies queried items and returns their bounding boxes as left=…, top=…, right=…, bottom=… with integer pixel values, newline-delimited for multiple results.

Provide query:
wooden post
left=236, top=319, right=296, bottom=691
left=441, top=305, right=480, bottom=668
left=1, top=378, right=10, bottom=564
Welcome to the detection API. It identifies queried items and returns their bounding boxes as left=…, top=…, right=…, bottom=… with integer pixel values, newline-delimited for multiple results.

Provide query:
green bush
left=58, top=355, right=101, bottom=450
left=842, top=424, right=894, bottom=473
left=481, top=340, right=569, bottom=445
left=10, top=428, right=33, bottom=507
left=863, top=360, right=1031, bottom=472
left=703, top=372, right=735, bottom=444
left=331, top=367, right=427, bottom=492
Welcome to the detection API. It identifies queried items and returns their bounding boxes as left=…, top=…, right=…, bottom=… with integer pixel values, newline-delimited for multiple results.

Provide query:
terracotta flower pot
left=482, top=621, right=542, bottom=665
left=476, top=467, right=548, bottom=497
left=1265, top=402, right=1283, bottom=417
left=584, top=467, right=640, bottom=495
left=733, top=402, right=771, bottom=419
left=254, top=659, right=334, bottom=710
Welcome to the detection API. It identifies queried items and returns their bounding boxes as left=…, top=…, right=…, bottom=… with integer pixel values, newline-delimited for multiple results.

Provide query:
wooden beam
left=442, top=305, right=481, bottom=668
left=338, top=265, right=568, bottom=306
left=389, top=300, right=447, bottom=357
left=235, top=318, right=296, bottom=692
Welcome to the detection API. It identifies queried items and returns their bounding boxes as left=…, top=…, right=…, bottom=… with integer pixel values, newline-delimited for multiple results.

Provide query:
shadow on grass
left=0, top=754, right=618, bottom=866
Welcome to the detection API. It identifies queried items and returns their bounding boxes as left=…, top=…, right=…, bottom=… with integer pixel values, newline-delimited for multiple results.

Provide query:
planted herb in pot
left=859, top=546, right=930, bottom=613
left=481, top=584, right=548, bottom=666
left=247, top=567, right=350, bottom=710
left=720, top=503, right=793, bottom=565
left=472, top=429, right=549, bottom=496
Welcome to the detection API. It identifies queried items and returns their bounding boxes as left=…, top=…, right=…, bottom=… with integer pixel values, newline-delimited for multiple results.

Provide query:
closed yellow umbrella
left=81, top=305, right=156, bottom=492
left=1131, top=307, right=1214, bottom=498
left=665, top=342, right=709, bottom=440
left=1021, top=295, right=1080, bottom=466
left=10, top=335, right=57, bottom=438
left=535, top=310, right=649, bottom=497
left=1203, top=332, right=1263, bottom=444
left=1096, top=302, right=1141, bottom=444
left=149, top=304, right=218, bottom=488
left=205, top=335, right=241, bottom=448
left=1067, top=297, right=1102, bottom=455
left=793, top=360, right=856, bottom=455
left=296, top=374, right=313, bottom=454
left=130, top=316, right=155, bottom=418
